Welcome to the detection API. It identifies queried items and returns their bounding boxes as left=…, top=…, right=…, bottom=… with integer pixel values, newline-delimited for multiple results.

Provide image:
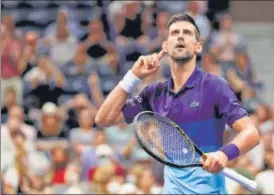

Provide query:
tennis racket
left=133, top=111, right=258, bottom=191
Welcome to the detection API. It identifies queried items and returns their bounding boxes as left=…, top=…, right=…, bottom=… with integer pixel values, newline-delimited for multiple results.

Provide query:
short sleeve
left=215, top=77, right=248, bottom=128
left=122, top=85, right=152, bottom=124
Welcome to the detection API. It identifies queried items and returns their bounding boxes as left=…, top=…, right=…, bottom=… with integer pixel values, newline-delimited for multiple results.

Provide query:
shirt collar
left=167, top=66, right=203, bottom=92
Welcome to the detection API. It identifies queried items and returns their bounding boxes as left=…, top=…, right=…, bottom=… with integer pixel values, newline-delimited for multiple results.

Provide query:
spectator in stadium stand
left=2, top=105, right=37, bottom=140
left=185, top=0, right=211, bottom=44
left=81, top=19, right=120, bottom=79
left=201, top=52, right=225, bottom=77
left=59, top=43, right=97, bottom=98
left=19, top=31, right=40, bottom=78
left=1, top=87, right=20, bottom=123
left=43, top=9, right=78, bottom=67
left=63, top=161, right=84, bottom=194
left=44, top=8, right=85, bottom=41
left=51, top=147, right=69, bottom=185
left=69, top=107, right=97, bottom=158
left=81, top=131, right=109, bottom=181
left=88, top=144, right=126, bottom=191
left=1, top=115, right=36, bottom=156
left=59, top=43, right=95, bottom=78
left=23, top=56, right=66, bottom=107
left=106, top=0, right=126, bottom=43
left=117, top=1, right=143, bottom=43
left=59, top=93, right=97, bottom=129
left=133, top=6, right=154, bottom=49
left=236, top=48, right=262, bottom=88
left=155, top=0, right=187, bottom=15
left=1, top=20, right=23, bottom=107
left=0, top=1, right=273, bottom=194
left=80, top=19, right=116, bottom=61
left=87, top=72, right=105, bottom=108
left=209, top=13, right=246, bottom=64
left=135, top=168, right=158, bottom=194
left=146, top=11, right=170, bottom=53
left=35, top=102, right=69, bottom=151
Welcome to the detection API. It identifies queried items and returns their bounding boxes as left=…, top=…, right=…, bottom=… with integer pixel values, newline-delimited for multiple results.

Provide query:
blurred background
left=1, top=0, right=274, bottom=194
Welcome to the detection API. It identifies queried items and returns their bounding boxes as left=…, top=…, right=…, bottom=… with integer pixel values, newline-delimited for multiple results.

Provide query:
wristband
left=219, top=143, right=240, bottom=161
left=118, top=70, right=141, bottom=94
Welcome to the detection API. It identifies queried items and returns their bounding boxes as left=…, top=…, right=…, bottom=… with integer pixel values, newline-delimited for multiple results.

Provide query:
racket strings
left=136, top=113, right=195, bottom=165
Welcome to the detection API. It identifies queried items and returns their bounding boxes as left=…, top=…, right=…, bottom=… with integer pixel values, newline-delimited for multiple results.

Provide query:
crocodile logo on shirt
left=190, top=101, right=200, bottom=108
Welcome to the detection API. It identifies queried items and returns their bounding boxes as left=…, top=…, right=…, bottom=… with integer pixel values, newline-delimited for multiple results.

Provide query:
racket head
left=133, top=111, right=203, bottom=168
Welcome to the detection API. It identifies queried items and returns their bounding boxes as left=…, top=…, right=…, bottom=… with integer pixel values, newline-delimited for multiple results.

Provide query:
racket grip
left=222, top=168, right=258, bottom=191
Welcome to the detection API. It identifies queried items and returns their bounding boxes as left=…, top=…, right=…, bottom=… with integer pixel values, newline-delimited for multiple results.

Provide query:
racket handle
left=222, top=168, right=258, bottom=191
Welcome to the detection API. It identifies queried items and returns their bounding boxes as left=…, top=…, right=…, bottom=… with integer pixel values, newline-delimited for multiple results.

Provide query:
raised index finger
left=157, top=50, right=165, bottom=61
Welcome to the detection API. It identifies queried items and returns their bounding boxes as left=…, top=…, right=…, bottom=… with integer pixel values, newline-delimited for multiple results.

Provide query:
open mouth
left=175, top=43, right=185, bottom=49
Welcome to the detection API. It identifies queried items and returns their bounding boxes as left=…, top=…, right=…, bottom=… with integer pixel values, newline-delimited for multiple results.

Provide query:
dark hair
left=167, top=13, right=200, bottom=40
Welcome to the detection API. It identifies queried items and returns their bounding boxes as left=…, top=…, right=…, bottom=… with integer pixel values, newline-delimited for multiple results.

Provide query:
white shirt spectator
left=1, top=126, right=36, bottom=185
left=2, top=165, right=19, bottom=191
left=1, top=125, right=36, bottom=159
left=64, top=186, right=84, bottom=194
left=23, top=66, right=46, bottom=83
left=69, top=127, right=94, bottom=146
left=47, top=34, right=77, bottom=66
left=44, top=21, right=86, bottom=41
left=1, top=123, right=36, bottom=141
left=256, top=170, right=274, bottom=193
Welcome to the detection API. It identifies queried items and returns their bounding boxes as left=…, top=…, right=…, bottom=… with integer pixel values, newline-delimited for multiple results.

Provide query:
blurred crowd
left=1, top=0, right=273, bottom=194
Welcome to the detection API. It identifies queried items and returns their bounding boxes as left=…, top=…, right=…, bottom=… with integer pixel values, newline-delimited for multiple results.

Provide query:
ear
left=162, top=41, right=168, bottom=53
left=196, top=41, right=203, bottom=54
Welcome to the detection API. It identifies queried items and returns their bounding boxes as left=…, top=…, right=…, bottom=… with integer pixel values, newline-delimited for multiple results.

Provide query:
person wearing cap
left=87, top=144, right=126, bottom=183
left=35, top=102, right=69, bottom=151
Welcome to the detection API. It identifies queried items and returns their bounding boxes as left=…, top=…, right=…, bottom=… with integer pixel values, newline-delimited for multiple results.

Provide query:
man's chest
left=150, top=88, right=218, bottom=124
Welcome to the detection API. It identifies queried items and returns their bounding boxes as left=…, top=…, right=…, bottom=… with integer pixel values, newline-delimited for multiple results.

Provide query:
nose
left=177, top=33, right=184, bottom=41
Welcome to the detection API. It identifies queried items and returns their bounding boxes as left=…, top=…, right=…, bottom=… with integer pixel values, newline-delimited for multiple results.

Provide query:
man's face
left=164, top=21, right=202, bottom=62
left=89, top=20, right=103, bottom=34
left=156, top=12, right=169, bottom=29
left=8, top=106, right=24, bottom=122
left=220, top=14, right=233, bottom=31
left=25, top=31, right=38, bottom=46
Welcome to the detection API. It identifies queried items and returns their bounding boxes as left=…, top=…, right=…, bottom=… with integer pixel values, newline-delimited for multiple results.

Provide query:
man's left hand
left=200, top=151, right=228, bottom=173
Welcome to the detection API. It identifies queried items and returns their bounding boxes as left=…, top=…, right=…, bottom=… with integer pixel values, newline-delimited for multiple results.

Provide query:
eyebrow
left=170, top=28, right=194, bottom=34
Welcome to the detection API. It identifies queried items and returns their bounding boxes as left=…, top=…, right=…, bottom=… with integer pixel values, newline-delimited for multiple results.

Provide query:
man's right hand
left=132, top=50, right=165, bottom=79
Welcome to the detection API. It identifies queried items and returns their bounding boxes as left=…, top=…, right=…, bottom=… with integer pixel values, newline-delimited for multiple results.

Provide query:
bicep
left=231, top=116, right=254, bottom=133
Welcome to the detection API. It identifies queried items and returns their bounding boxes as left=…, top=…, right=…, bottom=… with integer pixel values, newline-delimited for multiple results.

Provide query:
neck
left=169, top=56, right=196, bottom=92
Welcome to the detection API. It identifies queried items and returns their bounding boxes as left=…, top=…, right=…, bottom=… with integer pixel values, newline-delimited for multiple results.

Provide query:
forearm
left=230, top=125, right=260, bottom=155
left=220, top=117, right=260, bottom=160
left=95, top=85, right=128, bottom=127
left=95, top=68, right=141, bottom=127
left=226, top=69, right=245, bottom=91
left=122, top=143, right=134, bottom=159
left=54, top=69, right=66, bottom=87
left=36, top=140, right=68, bottom=151
left=18, top=55, right=29, bottom=73
left=89, top=83, right=105, bottom=108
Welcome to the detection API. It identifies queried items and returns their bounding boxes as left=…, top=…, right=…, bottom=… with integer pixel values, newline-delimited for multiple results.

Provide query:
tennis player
left=95, top=13, right=260, bottom=194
